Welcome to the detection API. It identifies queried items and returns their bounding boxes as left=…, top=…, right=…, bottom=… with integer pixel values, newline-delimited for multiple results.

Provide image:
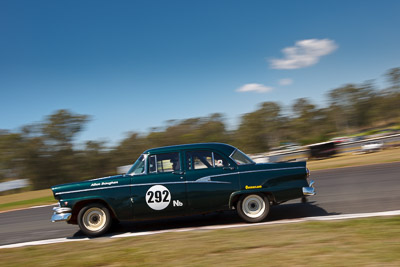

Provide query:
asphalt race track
left=1, top=162, right=400, bottom=247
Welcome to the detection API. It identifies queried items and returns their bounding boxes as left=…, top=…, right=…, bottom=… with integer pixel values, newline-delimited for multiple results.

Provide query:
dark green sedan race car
left=51, top=143, right=315, bottom=237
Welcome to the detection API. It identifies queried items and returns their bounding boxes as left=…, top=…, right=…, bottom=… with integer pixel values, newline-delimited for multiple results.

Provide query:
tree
left=0, top=131, right=23, bottom=182
left=42, top=109, right=89, bottom=150
left=381, top=68, right=400, bottom=123
left=144, top=114, right=229, bottom=148
left=328, top=83, right=375, bottom=132
left=18, top=110, right=90, bottom=189
left=77, top=141, right=113, bottom=179
left=235, top=102, right=283, bottom=153
left=291, top=98, right=320, bottom=144
left=113, top=132, right=148, bottom=167
left=385, top=67, right=400, bottom=91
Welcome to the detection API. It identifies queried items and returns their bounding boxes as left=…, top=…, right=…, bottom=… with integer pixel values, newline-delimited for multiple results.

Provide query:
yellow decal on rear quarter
left=245, top=185, right=262, bottom=189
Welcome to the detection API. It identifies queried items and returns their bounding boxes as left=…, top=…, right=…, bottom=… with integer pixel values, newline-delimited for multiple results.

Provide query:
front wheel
left=237, top=194, right=270, bottom=223
left=78, top=203, right=112, bottom=237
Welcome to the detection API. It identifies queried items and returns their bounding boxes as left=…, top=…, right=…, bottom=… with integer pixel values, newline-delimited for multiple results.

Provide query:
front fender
left=58, top=196, right=117, bottom=224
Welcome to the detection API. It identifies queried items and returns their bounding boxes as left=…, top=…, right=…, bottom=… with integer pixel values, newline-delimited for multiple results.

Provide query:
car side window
left=213, top=152, right=228, bottom=167
left=127, top=154, right=146, bottom=175
left=186, top=151, right=228, bottom=170
left=149, top=153, right=180, bottom=173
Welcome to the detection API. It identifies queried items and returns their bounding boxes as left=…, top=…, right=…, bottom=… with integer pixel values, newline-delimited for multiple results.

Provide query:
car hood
left=51, top=174, right=126, bottom=198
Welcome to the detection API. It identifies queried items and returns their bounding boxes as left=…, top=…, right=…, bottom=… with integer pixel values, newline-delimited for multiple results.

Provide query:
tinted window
left=149, top=153, right=180, bottom=173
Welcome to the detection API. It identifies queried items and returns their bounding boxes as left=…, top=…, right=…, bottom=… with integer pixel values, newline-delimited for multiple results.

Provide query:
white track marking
left=26, top=204, right=57, bottom=209
left=1, top=210, right=400, bottom=249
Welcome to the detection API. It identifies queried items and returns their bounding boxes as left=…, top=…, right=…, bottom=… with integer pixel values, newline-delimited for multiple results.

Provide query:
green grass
left=0, top=189, right=54, bottom=212
left=0, top=196, right=55, bottom=211
left=1, top=216, right=400, bottom=266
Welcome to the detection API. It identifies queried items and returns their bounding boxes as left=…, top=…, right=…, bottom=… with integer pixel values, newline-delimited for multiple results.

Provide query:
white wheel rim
left=82, top=207, right=107, bottom=232
left=242, top=195, right=265, bottom=218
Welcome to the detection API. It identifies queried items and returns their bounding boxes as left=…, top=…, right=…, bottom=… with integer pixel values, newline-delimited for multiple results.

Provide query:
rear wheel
left=237, top=194, right=270, bottom=223
left=78, top=203, right=112, bottom=237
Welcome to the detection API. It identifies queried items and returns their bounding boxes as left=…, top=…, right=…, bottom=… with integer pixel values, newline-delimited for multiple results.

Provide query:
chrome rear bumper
left=51, top=206, right=72, bottom=222
left=302, top=180, right=316, bottom=196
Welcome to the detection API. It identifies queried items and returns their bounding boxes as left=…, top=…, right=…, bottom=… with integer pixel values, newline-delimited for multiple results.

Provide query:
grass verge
left=0, top=189, right=54, bottom=212
left=307, top=147, right=400, bottom=171
left=1, top=216, right=400, bottom=266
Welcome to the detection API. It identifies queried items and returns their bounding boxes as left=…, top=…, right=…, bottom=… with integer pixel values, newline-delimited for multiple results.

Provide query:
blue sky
left=1, top=0, right=400, bottom=145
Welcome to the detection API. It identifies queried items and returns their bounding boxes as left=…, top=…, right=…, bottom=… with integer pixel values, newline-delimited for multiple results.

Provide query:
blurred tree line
left=1, top=67, right=399, bottom=189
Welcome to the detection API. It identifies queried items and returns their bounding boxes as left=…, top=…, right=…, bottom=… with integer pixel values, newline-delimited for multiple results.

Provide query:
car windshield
left=230, top=149, right=255, bottom=165
left=127, top=154, right=146, bottom=175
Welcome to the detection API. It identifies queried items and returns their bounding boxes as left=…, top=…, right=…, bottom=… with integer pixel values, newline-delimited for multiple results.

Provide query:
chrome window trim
left=148, top=154, right=158, bottom=174
left=229, top=149, right=235, bottom=159
left=144, top=154, right=148, bottom=175
left=155, top=155, right=158, bottom=173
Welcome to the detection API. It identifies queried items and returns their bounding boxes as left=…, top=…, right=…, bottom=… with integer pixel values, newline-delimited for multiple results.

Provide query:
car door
left=184, top=150, right=240, bottom=214
left=130, top=152, right=187, bottom=220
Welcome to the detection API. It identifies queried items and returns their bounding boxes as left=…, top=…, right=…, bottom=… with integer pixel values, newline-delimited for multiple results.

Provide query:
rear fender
left=229, top=189, right=275, bottom=208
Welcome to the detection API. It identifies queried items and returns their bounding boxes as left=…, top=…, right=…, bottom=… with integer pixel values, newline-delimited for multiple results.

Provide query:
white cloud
left=278, top=78, right=293, bottom=86
left=269, top=39, right=338, bottom=69
left=236, top=83, right=273, bottom=93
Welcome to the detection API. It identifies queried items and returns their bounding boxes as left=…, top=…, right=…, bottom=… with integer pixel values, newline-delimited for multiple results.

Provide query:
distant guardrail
left=250, top=133, right=400, bottom=163
left=0, top=179, right=29, bottom=192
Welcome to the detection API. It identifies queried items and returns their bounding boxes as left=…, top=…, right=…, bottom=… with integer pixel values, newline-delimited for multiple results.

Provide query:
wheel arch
left=69, top=198, right=117, bottom=224
left=229, top=189, right=275, bottom=209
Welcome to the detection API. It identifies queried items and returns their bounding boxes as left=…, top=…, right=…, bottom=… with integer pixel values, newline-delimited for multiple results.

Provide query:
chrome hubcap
left=242, top=195, right=265, bottom=218
left=83, top=208, right=107, bottom=232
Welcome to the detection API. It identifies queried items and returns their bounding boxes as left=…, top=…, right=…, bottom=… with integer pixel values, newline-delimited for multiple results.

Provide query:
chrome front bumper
left=302, top=180, right=316, bottom=196
left=51, top=206, right=72, bottom=222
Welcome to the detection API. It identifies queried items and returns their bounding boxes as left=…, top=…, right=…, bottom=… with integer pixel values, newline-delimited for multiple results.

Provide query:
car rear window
left=230, top=149, right=254, bottom=165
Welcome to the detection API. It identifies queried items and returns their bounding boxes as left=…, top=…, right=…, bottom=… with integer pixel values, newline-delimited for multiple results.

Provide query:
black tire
left=77, top=203, right=112, bottom=237
left=236, top=194, right=270, bottom=223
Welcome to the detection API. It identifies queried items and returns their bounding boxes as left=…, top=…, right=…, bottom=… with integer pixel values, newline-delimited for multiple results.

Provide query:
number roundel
left=146, top=185, right=171, bottom=210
